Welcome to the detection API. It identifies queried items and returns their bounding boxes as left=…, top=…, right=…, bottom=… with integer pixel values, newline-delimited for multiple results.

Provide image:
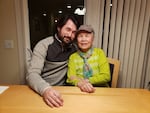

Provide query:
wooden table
left=0, top=85, right=150, bottom=113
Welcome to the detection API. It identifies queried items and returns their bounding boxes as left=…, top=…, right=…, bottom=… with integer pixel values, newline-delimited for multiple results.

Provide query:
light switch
left=4, top=40, right=14, bottom=48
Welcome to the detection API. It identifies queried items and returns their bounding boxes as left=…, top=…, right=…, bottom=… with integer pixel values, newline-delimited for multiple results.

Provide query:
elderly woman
left=67, top=25, right=110, bottom=93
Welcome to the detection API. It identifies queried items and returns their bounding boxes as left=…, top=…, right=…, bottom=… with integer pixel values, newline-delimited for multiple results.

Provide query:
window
left=28, top=0, right=84, bottom=50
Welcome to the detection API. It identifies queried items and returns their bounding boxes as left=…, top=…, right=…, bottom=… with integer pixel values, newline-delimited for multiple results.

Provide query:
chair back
left=107, top=58, right=120, bottom=88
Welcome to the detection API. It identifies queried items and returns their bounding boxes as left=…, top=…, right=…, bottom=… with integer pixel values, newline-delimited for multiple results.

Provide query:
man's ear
left=57, top=27, right=60, bottom=32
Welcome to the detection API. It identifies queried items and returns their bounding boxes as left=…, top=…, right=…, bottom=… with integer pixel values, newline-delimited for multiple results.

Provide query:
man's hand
left=43, top=87, right=63, bottom=108
left=77, top=79, right=95, bottom=93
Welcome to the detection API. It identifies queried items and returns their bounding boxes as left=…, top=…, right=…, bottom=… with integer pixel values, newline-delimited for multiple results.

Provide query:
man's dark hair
left=55, top=14, right=80, bottom=34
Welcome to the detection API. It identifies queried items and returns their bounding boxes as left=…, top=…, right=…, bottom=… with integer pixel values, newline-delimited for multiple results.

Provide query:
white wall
left=0, top=0, right=21, bottom=84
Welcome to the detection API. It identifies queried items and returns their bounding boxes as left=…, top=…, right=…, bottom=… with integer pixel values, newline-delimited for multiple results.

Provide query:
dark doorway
left=28, top=0, right=84, bottom=50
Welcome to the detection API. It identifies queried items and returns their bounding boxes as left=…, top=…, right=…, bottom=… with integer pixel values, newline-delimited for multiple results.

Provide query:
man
left=26, top=14, right=79, bottom=108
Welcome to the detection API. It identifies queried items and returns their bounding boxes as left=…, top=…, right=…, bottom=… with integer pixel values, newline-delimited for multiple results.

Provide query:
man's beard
left=57, top=35, right=73, bottom=47
left=57, top=33, right=73, bottom=46
left=62, top=36, right=73, bottom=45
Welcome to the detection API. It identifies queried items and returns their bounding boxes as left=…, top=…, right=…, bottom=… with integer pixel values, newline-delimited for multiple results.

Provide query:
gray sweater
left=26, top=35, right=76, bottom=95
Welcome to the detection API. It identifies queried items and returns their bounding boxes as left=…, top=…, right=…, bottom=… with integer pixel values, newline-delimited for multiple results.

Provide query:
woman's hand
left=77, top=79, right=95, bottom=93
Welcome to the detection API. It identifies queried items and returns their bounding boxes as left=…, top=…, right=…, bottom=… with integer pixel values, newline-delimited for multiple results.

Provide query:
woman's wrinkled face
left=77, top=32, right=94, bottom=52
left=57, top=19, right=77, bottom=44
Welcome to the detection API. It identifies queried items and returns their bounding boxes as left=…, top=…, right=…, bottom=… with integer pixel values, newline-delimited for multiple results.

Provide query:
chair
left=107, top=57, right=120, bottom=88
